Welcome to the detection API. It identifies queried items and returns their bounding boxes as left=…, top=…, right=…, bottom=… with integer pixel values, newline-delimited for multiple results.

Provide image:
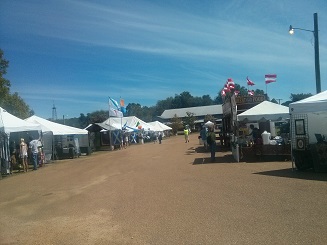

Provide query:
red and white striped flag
left=265, top=74, right=277, bottom=84
left=246, top=76, right=255, bottom=86
left=234, top=90, right=240, bottom=96
left=248, top=90, right=254, bottom=96
left=221, top=90, right=226, bottom=96
left=227, top=78, right=235, bottom=89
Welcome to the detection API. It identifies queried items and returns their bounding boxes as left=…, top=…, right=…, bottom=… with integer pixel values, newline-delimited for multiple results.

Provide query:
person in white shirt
left=29, top=137, right=40, bottom=170
left=20, top=138, right=28, bottom=172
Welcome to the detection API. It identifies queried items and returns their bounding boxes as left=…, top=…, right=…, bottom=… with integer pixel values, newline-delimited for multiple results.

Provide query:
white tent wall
left=289, top=91, right=327, bottom=145
left=0, top=131, right=9, bottom=178
left=0, top=107, right=42, bottom=174
left=289, top=91, right=327, bottom=172
left=42, top=131, right=54, bottom=162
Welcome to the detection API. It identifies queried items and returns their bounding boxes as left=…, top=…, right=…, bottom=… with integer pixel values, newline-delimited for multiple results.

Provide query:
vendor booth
left=0, top=107, right=41, bottom=175
left=289, top=90, right=327, bottom=172
left=236, top=101, right=291, bottom=161
left=26, top=115, right=89, bottom=160
left=86, top=116, right=156, bottom=150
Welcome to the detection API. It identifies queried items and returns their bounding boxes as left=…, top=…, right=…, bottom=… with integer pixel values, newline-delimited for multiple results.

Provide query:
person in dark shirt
left=249, top=124, right=260, bottom=143
left=207, top=127, right=216, bottom=162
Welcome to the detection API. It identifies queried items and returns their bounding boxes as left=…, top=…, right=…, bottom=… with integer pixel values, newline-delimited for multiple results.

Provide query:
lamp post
left=289, top=13, right=321, bottom=94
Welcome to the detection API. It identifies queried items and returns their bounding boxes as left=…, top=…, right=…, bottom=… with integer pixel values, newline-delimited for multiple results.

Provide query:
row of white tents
left=87, top=116, right=172, bottom=132
left=0, top=108, right=90, bottom=175
left=0, top=108, right=172, bottom=175
left=85, top=116, right=172, bottom=146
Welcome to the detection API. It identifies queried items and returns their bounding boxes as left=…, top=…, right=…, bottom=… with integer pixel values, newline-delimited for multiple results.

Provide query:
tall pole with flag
left=264, top=74, right=277, bottom=96
left=108, top=97, right=123, bottom=150
left=246, top=76, right=255, bottom=96
left=108, top=97, right=112, bottom=150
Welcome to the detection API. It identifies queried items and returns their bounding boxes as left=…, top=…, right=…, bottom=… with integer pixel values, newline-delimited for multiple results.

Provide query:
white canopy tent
left=26, top=115, right=88, bottom=135
left=289, top=90, right=327, bottom=145
left=0, top=107, right=41, bottom=136
left=237, top=101, right=289, bottom=122
left=289, top=91, right=327, bottom=171
left=26, top=115, right=89, bottom=160
left=289, top=90, right=327, bottom=114
left=103, top=116, right=156, bottom=132
left=148, top=121, right=172, bottom=132
left=0, top=107, right=41, bottom=174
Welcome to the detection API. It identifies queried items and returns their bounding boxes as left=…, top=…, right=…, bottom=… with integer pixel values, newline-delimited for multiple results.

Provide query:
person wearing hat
left=20, top=138, right=28, bottom=172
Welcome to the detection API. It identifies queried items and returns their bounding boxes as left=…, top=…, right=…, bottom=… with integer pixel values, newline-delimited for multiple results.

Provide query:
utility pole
left=276, top=99, right=283, bottom=104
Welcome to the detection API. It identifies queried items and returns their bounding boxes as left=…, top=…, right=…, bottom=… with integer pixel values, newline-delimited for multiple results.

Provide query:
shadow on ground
left=254, top=168, right=327, bottom=181
left=193, top=154, right=235, bottom=165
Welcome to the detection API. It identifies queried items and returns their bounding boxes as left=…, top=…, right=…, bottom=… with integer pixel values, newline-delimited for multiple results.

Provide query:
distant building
left=158, top=105, right=223, bottom=130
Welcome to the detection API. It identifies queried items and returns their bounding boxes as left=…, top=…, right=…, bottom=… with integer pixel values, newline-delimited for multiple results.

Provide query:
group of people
left=10, top=137, right=44, bottom=173
left=120, top=133, right=130, bottom=149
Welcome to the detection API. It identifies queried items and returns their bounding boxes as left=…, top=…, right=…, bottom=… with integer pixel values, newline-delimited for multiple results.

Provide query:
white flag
left=109, top=97, right=123, bottom=117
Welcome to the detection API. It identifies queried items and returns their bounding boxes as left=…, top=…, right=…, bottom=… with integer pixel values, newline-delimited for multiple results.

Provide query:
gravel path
left=1, top=133, right=327, bottom=245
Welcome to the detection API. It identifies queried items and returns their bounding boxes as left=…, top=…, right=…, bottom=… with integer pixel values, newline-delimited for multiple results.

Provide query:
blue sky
left=1, top=0, right=326, bottom=119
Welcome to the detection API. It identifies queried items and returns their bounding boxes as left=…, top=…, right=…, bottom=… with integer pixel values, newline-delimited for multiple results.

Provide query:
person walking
left=124, top=133, right=129, bottom=149
left=158, top=132, right=163, bottom=144
left=20, top=138, right=28, bottom=172
left=207, top=127, right=216, bottom=162
left=184, top=126, right=190, bottom=143
left=200, top=126, right=208, bottom=151
left=29, top=137, right=40, bottom=170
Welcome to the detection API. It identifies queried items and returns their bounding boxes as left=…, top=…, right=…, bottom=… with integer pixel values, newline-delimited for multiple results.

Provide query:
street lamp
left=289, top=13, right=321, bottom=94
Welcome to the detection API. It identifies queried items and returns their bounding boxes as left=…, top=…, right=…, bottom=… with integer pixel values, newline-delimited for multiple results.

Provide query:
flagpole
left=120, top=97, right=123, bottom=148
left=108, top=97, right=113, bottom=151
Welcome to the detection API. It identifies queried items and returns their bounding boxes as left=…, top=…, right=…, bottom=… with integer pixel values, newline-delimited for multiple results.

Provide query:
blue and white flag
left=109, top=97, right=123, bottom=118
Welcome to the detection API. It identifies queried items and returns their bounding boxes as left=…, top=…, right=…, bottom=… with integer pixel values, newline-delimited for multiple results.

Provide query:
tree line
left=0, top=49, right=313, bottom=129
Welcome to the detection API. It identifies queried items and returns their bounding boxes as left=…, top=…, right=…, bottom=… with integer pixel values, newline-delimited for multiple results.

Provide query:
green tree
left=290, top=93, right=313, bottom=102
left=281, top=93, right=313, bottom=107
left=184, top=111, right=196, bottom=130
left=204, top=114, right=216, bottom=123
left=78, top=113, right=89, bottom=128
left=5, top=92, right=32, bottom=119
left=170, top=114, right=183, bottom=135
left=270, top=98, right=278, bottom=104
left=126, top=103, right=143, bottom=118
left=0, top=49, right=31, bottom=118
left=201, top=95, right=214, bottom=106
left=87, top=110, right=108, bottom=123
left=155, top=97, right=173, bottom=116
left=0, top=49, right=11, bottom=107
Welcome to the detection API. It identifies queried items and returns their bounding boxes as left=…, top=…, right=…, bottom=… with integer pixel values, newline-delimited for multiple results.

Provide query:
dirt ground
left=1, top=133, right=327, bottom=245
